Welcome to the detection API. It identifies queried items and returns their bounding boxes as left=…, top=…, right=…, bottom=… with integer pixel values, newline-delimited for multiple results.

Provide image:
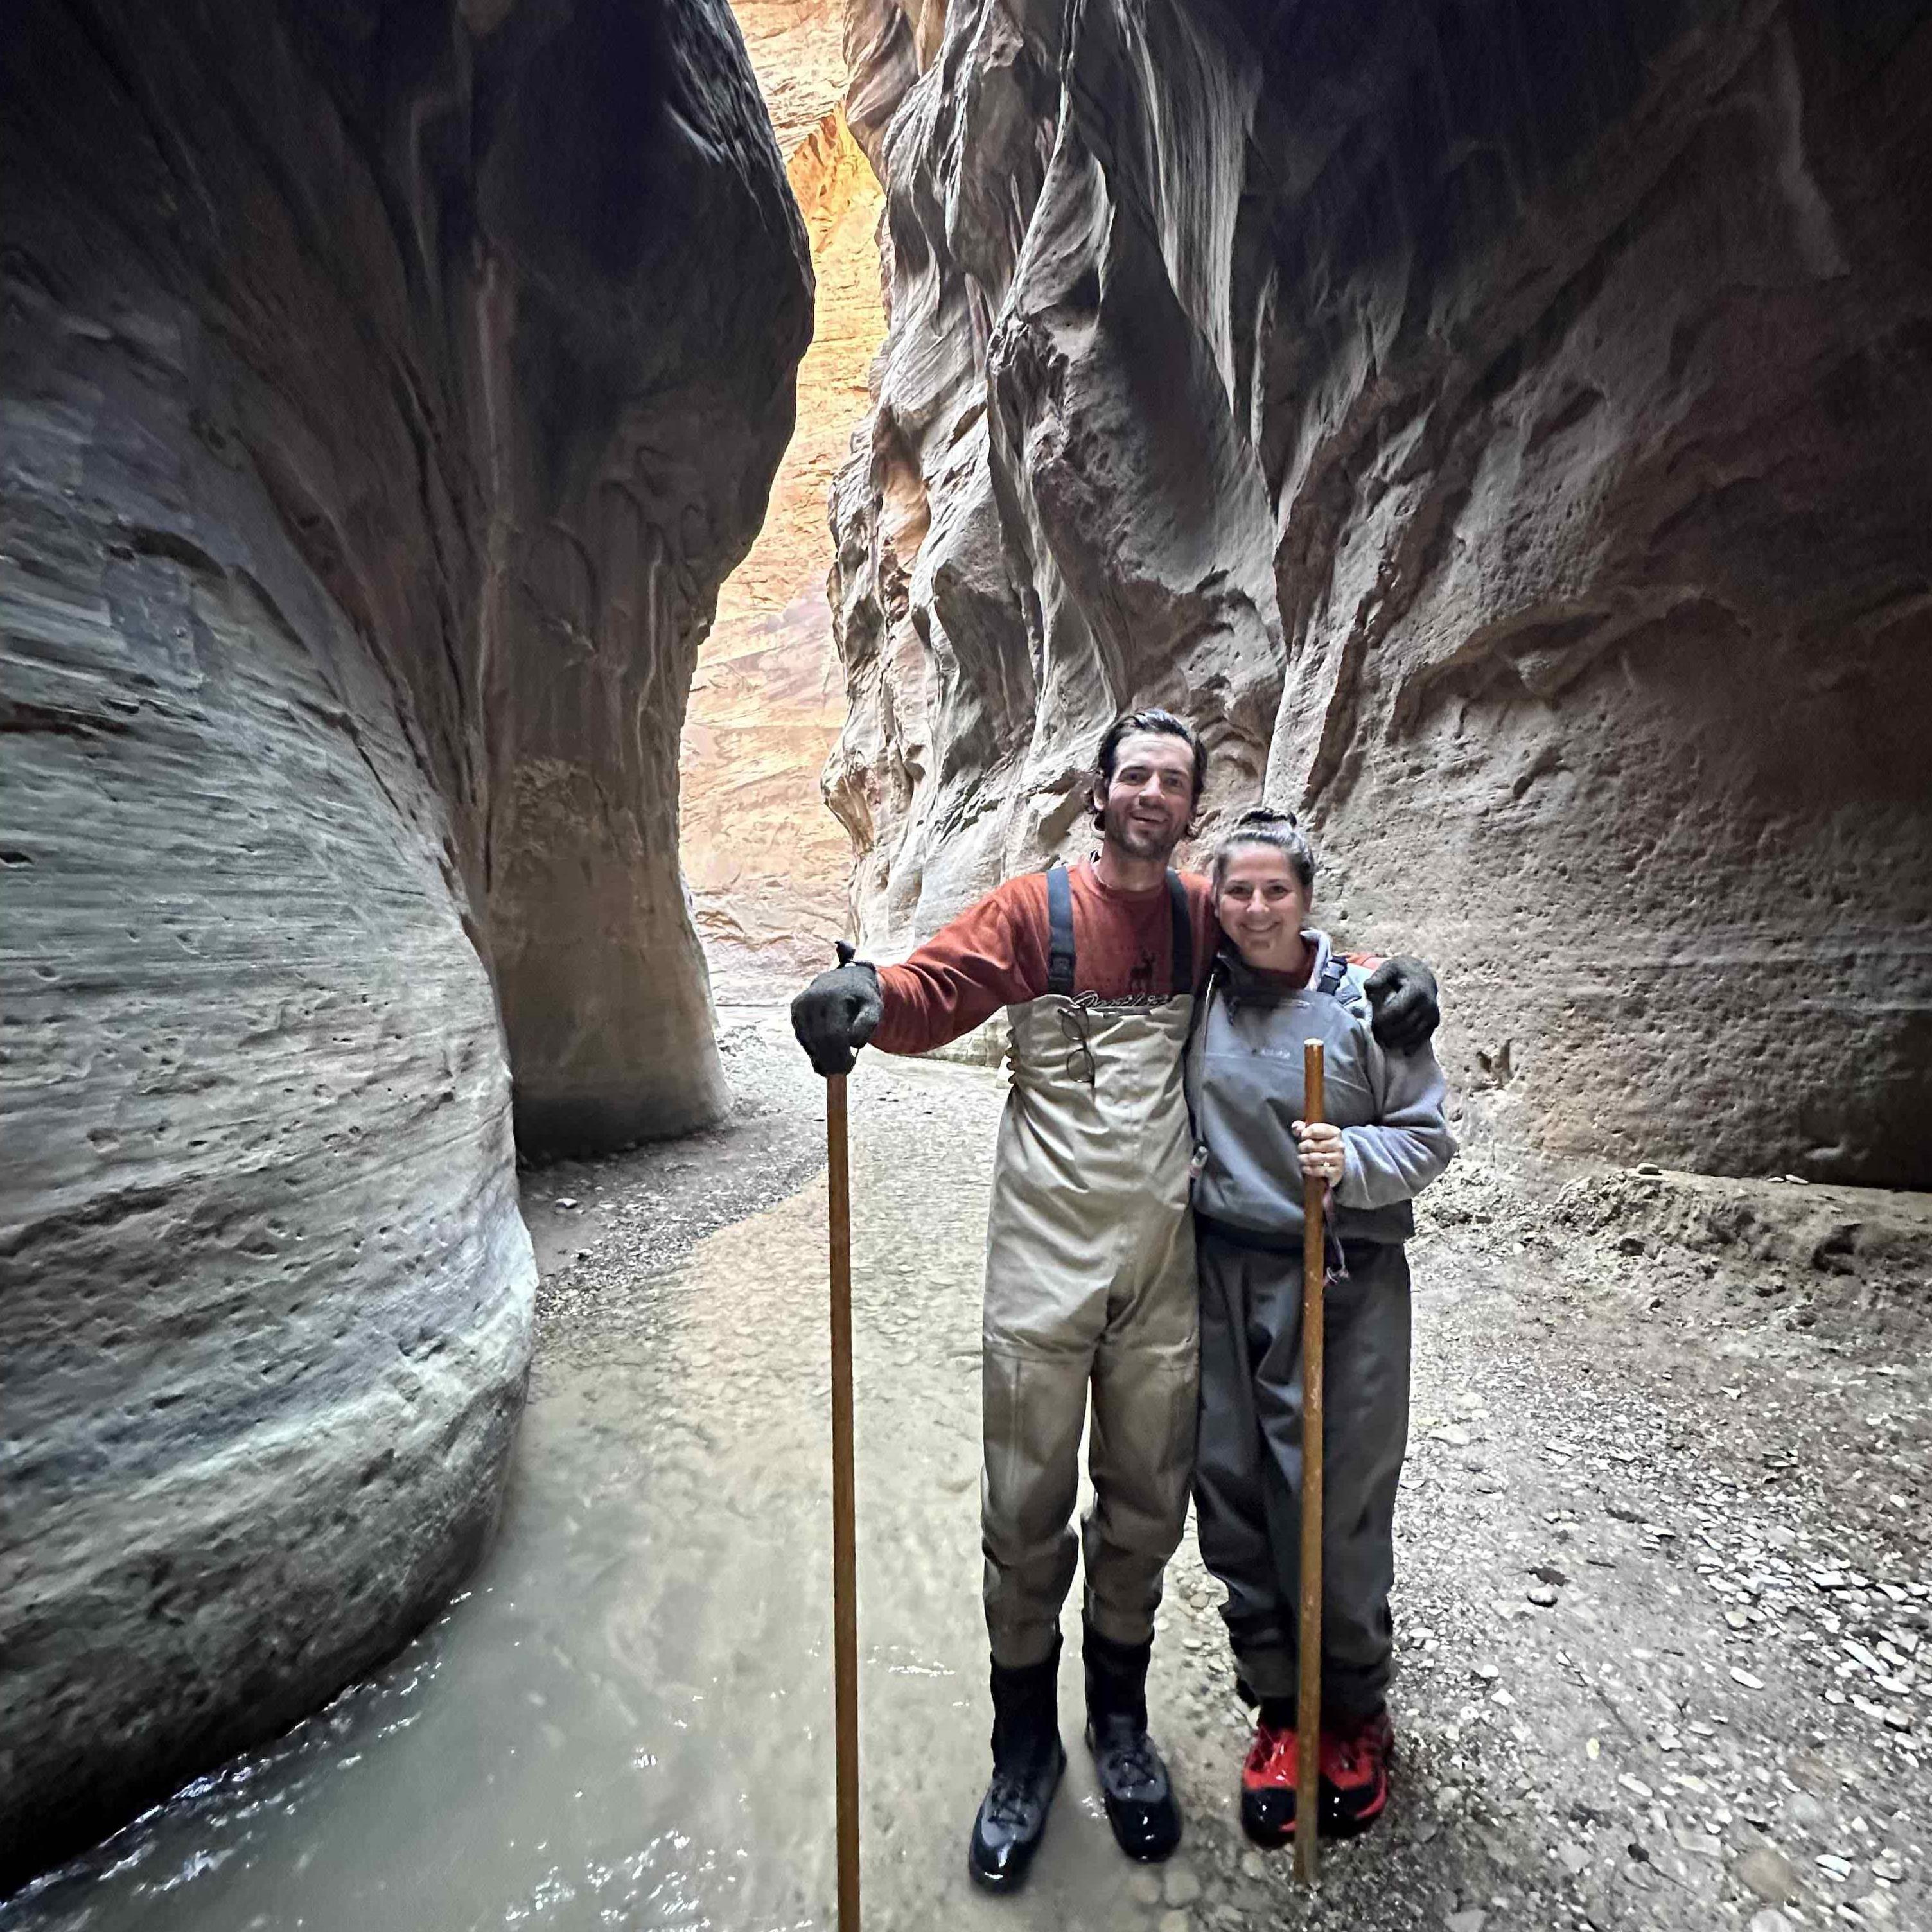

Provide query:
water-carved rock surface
left=0, top=0, right=807, bottom=1883
left=828, top=0, right=1932, bottom=1184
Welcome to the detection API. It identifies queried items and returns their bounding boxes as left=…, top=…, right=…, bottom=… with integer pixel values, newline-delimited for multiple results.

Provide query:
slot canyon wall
left=680, top=1, right=886, bottom=995
left=827, top=0, right=1932, bottom=1184
left=0, top=0, right=807, bottom=1883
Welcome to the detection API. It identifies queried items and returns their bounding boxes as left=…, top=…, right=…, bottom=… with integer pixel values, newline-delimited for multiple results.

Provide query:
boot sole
left=1319, top=1786, right=1388, bottom=1840
left=1239, top=1796, right=1295, bottom=1849
left=1239, top=1800, right=1387, bottom=1847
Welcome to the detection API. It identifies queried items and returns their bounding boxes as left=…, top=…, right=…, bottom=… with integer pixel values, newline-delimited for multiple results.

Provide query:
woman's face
left=1215, top=845, right=1312, bottom=972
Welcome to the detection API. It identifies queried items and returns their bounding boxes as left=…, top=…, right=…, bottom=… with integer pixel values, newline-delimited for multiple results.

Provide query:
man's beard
left=1100, top=798, right=1184, bottom=863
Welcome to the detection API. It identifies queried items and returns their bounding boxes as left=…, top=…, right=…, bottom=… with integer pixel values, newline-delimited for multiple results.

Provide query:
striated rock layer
left=827, top=0, right=1932, bottom=1184
left=0, top=0, right=807, bottom=1884
left=681, top=2, right=886, bottom=993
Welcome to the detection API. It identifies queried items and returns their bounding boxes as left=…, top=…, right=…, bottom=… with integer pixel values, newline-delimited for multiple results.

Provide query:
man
left=791, top=710, right=1439, bottom=1892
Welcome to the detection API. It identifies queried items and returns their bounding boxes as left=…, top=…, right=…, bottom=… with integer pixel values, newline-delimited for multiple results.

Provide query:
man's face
left=1095, top=731, right=1197, bottom=862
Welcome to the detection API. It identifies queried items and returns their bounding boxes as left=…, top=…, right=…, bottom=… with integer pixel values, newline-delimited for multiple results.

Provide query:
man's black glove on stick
left=1364, top=956, right=1440, bottom=1055
left=791, top=940, right=883, bottom=1078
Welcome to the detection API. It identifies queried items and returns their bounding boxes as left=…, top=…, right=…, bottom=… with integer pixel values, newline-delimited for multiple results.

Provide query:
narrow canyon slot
left=3, top=4, right=1928, bottom=1929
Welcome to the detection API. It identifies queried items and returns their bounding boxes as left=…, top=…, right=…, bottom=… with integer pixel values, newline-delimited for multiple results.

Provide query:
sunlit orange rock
left=682, top=3, right=886, bottom=996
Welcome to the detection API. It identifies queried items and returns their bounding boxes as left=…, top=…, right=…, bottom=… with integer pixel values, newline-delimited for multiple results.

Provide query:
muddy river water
left=5, top=1058, right=1157, bottom=1932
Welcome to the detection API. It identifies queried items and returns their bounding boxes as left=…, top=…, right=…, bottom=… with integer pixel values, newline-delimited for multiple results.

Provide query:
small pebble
left=1163, top=1866, right=1202, bottom=1908
left=1736, top=1846, right=1802, bottom=1905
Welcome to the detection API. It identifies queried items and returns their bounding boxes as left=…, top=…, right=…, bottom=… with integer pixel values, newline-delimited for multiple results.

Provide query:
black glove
left=791, top=940, right=883, bottom=1077
left=1365, top=956, right=1440, bottom=1053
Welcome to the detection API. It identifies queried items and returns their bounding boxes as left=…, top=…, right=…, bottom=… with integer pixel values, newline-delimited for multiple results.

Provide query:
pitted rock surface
left=825, top=0, right=1932, bottom=1184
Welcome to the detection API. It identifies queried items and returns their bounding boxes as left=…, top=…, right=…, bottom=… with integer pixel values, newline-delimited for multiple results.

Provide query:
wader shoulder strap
left=1166, top=870, right=1193, bottom=996
left=1045, top=863, right=1076, bottom=996
left=1317, top=951, right=1349, bottom=997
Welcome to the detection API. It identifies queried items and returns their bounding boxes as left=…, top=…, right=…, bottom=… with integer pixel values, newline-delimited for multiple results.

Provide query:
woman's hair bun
left=1212, top=802, right=1314, bottom=890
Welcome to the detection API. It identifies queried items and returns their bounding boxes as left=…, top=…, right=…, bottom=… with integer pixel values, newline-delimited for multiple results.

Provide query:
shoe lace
left=1322, top=1713, right=1385, bottom=1779
left=1248, top=1721, right=1294, bottom=1778
left=1103, top=1730, right=1162, bottom=1791
left=985, top=1769, right=1035, bottom=1828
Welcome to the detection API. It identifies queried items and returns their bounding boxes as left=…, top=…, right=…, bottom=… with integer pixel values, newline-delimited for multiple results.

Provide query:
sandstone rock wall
left=0, top=0, right=807, bottom=1883
left=828, top=0, right=1932, bottom=1184
left=681, top=2, right=887, bottom=996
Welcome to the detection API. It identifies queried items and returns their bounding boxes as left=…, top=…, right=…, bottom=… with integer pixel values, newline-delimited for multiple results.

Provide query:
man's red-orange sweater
left=873, top=862, right=1220, bottom=1056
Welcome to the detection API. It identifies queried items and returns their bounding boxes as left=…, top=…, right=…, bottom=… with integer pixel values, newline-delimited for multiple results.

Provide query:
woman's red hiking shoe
left=1238, top=1717, right=1299, bottom=1847
left=1318, top=1707, right=1395, bottom=1837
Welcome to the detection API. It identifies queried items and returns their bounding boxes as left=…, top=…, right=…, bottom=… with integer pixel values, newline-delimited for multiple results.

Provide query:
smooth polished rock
left=0, top=0, right=808, bottom=1886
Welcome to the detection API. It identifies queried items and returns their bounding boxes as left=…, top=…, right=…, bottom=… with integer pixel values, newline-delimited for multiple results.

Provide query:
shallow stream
left=6, top=1059, right=1154, bottom=1932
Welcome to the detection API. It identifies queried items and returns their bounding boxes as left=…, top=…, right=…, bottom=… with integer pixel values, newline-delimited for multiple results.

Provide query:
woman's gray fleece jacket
left=1184, top=932, right=1456, bottom=1247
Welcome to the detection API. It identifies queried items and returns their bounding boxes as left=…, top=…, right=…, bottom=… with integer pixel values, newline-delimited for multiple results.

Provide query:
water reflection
left=5, top=1069, right=1150, bottom=1932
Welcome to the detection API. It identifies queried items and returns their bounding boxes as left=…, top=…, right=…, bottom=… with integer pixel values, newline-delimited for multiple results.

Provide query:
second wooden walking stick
left=1295, top=1039, right=1327, bottom=1885
left=826, top=1072, right=861, bottom=1931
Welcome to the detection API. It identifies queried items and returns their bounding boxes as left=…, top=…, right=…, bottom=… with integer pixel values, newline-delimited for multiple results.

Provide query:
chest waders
left=979, top=866, right=1200, bottom=1671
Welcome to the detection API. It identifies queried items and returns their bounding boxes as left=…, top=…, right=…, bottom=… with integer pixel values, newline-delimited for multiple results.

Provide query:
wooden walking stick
left=1295, top=1039, right=1326, bottom=1885
left=825, top=1071, right=861, bottom=1931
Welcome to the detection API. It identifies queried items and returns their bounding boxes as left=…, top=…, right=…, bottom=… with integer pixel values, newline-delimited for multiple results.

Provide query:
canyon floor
left=5, top=1012, right=1929, bottom=1932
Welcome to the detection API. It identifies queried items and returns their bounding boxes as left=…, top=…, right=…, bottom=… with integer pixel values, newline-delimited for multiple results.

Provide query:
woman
left=1184, top=807, right=1455, bottom=1846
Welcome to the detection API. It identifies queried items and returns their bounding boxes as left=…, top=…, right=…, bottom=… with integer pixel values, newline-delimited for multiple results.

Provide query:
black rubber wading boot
left=1083, top=1622, right=1182, bottom=1861
left=967, top=1640, right=1067, bottom=1893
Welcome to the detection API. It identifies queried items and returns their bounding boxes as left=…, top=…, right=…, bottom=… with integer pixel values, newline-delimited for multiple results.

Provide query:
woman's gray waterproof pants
left=1193, top=1227, right=1412, bottom=1718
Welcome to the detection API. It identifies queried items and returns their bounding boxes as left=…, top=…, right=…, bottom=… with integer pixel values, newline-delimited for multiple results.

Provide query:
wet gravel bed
left=527, top=1023, right=1932, bottom=1931
left=521, top=1005, right=829, bottom=1351
left=13, top=1017, right=1924, bottom=1932
left=1136, top=1157, right=1931, bottom=1932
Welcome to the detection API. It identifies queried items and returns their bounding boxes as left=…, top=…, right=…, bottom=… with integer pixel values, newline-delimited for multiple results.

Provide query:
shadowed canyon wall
left=828, top=0, right=1932, bottom=1184
left=0, top=0, right=807, bottom=1883
left=680, top=1, right=886, bottom=994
